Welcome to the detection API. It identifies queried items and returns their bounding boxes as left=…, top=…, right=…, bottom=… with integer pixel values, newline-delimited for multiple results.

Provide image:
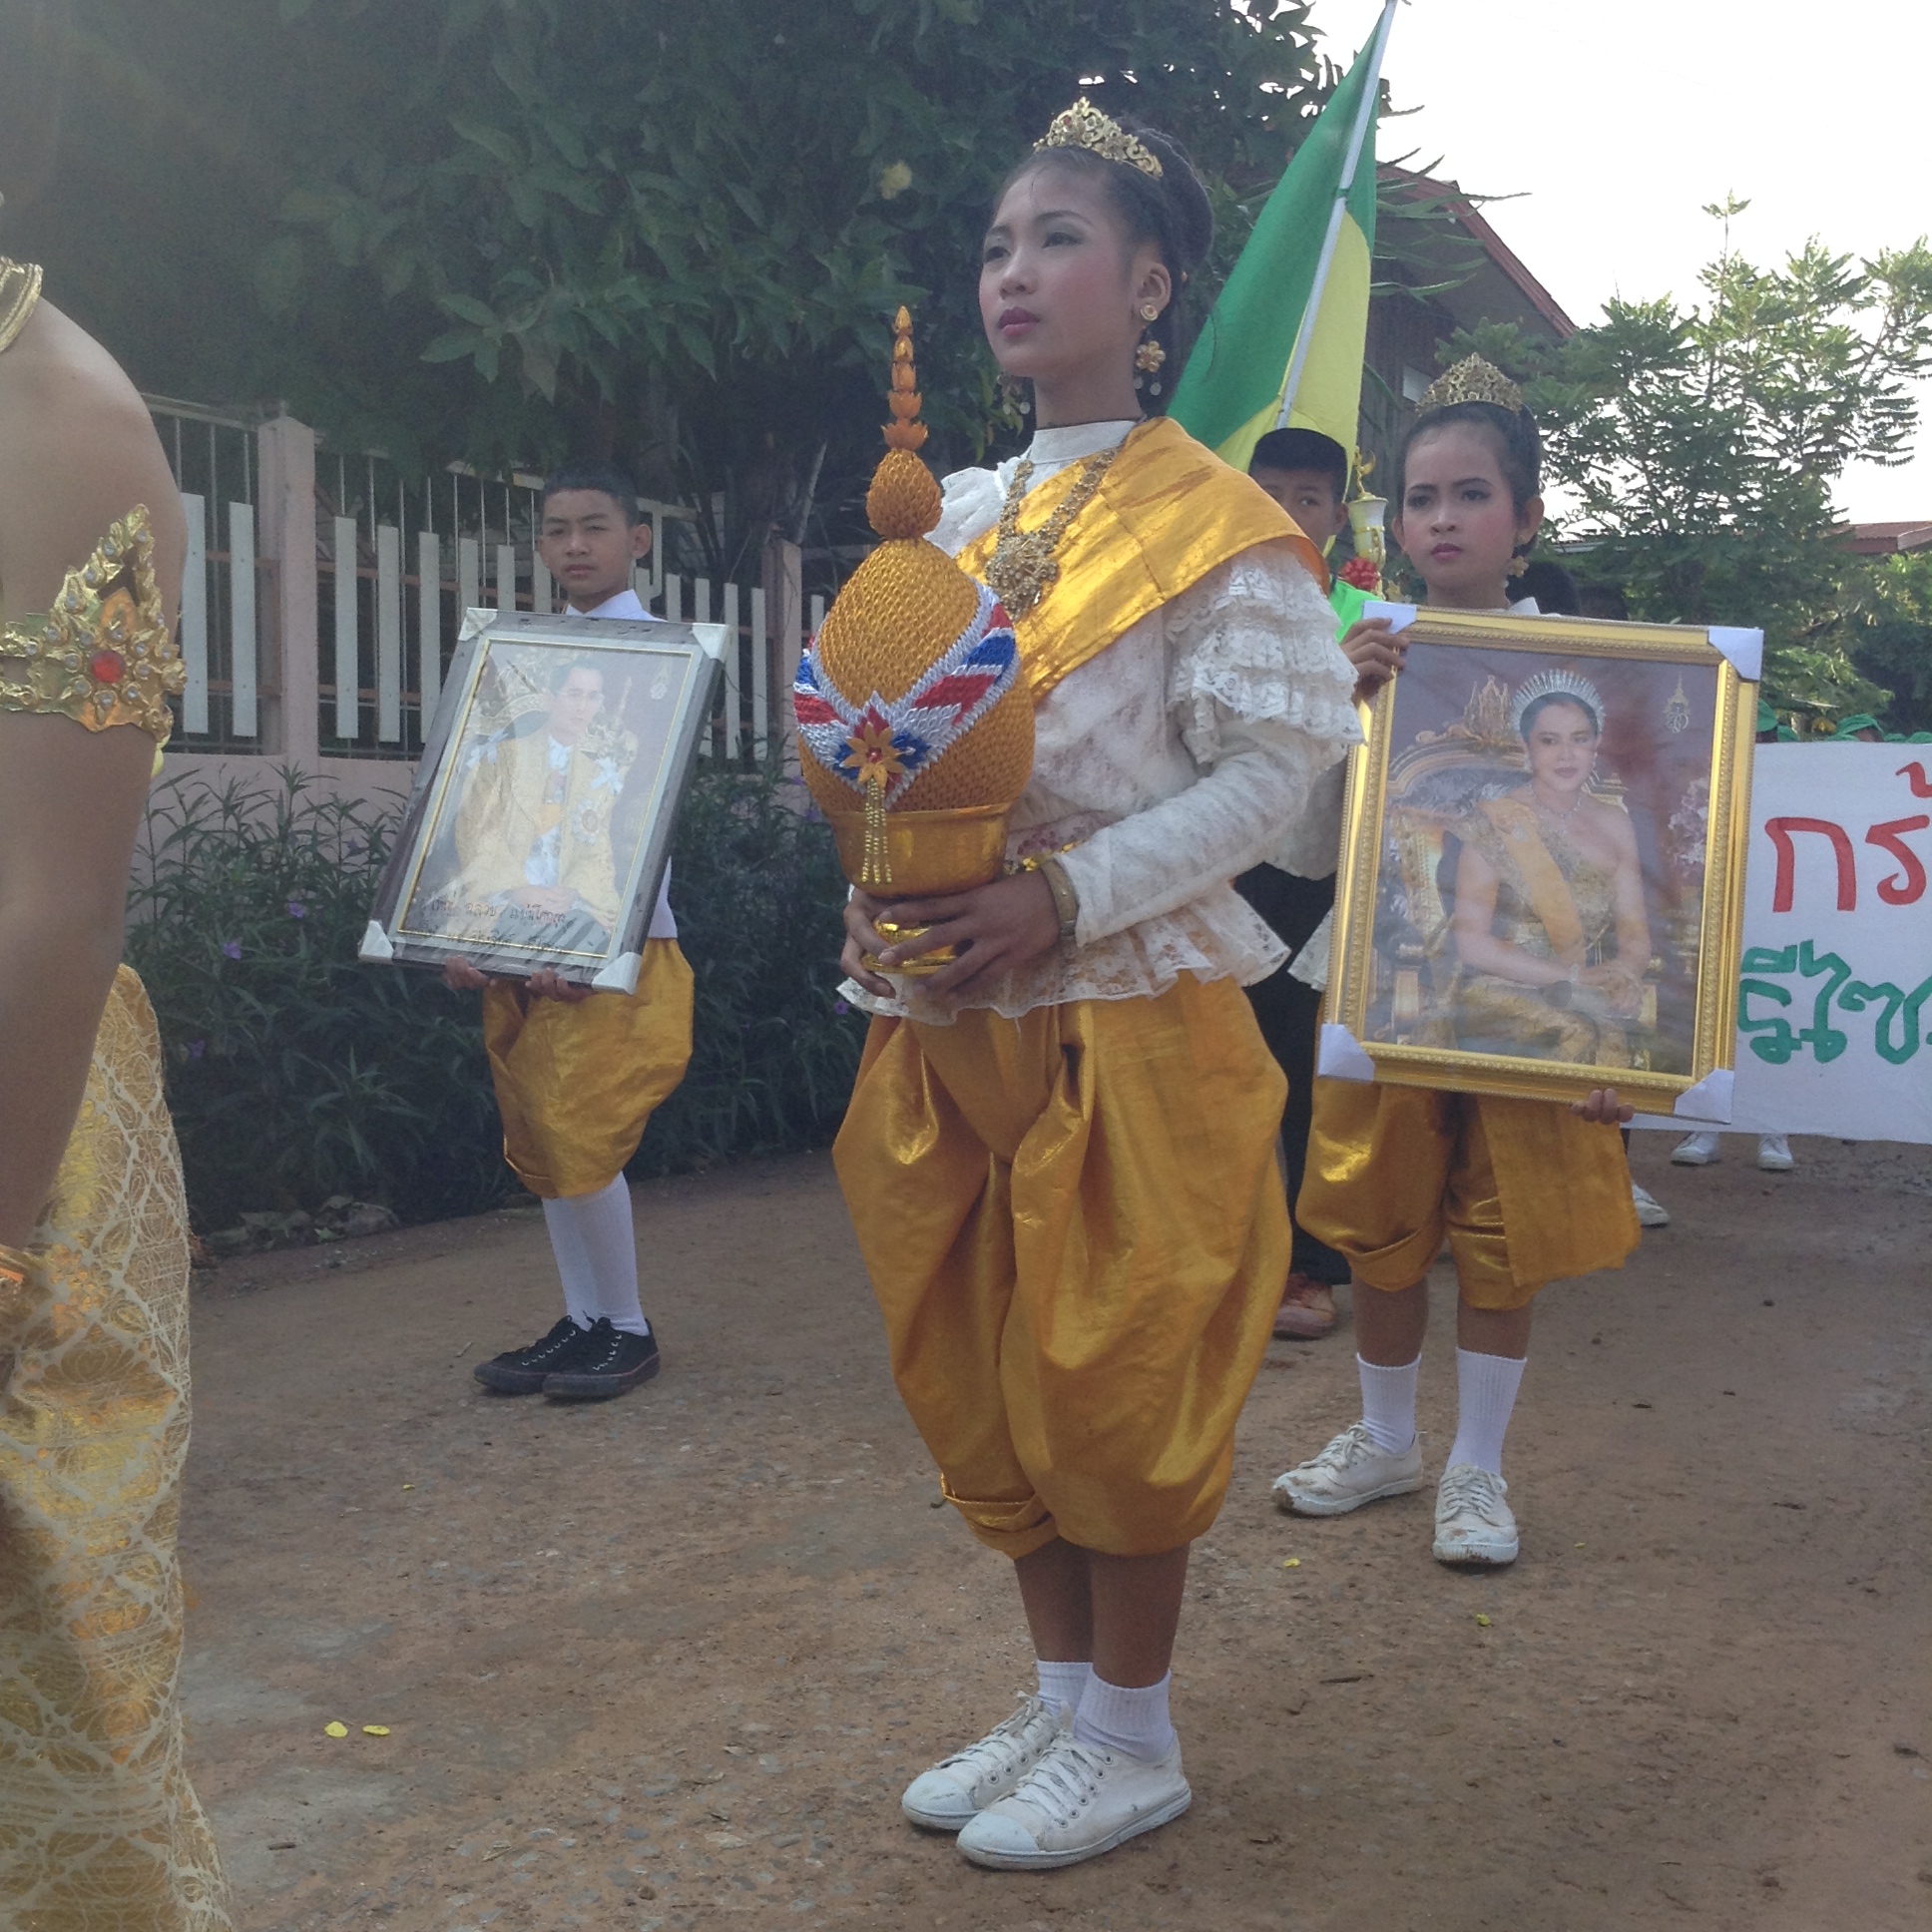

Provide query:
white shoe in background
left=1672, top=1131, right=1721, bottom=1166
left=1272, top=1421, right=1424, bottom=1517
left=1433, top=1463, right=1520, bottom=1567
left=1631, top=1182, right=1670, bottom=1227
left=900, top=1693, right=1067, bottom=1830
left=1757, top=1134, right=1794, bottom=1171
left=956, top=1734, right=1192, bottom=1869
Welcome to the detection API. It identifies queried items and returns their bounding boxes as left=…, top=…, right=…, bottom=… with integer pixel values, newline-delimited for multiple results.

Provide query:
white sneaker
left=900, top=1693, right=1067, bottom=1831
left=955, top=1733, right=1191, bottom=1870
left=1757, top=1134, right=1794, bottom=1172
left=1631, top=1182, right=1671, bottom=1227
left=1672, top=1131, right=1721, bottom=1166
left=1272, top=1420, right=1424, bottom=1517
left=1432, top=1462, right=1519, bottom=1567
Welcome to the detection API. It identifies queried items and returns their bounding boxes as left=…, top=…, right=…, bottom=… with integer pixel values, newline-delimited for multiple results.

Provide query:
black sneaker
left=473, top=1315, right=593, bottom=1394
left=542, top=1317, right=661, bottom=1401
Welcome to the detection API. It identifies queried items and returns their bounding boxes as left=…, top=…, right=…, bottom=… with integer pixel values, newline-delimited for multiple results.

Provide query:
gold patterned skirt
left=0, top=967, right=230, bottom=1930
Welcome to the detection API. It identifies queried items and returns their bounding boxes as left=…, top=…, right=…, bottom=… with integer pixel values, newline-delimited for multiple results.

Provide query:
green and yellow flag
left=1170, top=0, right=1395, bottom=475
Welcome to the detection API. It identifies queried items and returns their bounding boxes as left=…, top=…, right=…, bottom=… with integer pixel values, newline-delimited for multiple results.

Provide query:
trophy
left=792, top=309, right=1034, bottom=972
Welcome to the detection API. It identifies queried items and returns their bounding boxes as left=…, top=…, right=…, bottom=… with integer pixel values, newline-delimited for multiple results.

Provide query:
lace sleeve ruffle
left=1166, top=544, right=1360, bottom=768
left=932, top=465, right=1005, bottom=559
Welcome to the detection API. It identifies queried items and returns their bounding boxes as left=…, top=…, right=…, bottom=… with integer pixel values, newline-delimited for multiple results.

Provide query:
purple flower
left=833, top=998, right=849, bottom=1015
left=287, top=900, right=307, bottom=920
left=187, top=1039, right=206, bottom=1061
left=222, top=940, right=242, bottom=960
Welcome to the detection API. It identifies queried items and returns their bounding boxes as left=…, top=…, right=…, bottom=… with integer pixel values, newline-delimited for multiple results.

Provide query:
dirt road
left=179, top=1133, right=1930, bottom=1931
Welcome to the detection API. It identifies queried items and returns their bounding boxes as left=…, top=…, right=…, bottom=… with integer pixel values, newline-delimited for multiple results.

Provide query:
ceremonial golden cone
left=792, top=308, right=1033, bottom=971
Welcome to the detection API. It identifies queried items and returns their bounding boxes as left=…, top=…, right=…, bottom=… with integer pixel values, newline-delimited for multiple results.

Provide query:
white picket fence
left=148, top=400, right=818, bottom=784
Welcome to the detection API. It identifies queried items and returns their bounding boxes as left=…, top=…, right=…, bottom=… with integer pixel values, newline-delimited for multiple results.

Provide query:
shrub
left=128, top=762, right=863, bottom=1231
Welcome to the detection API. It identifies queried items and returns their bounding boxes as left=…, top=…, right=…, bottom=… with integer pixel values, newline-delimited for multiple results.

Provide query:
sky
left=1307, top=0, right=1932, bottom=524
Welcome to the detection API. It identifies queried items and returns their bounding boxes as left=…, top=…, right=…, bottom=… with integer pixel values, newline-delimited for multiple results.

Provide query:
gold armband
left=0, top=506, right=184, bottom=740
left=0, top=1240, right=35, bottom=1328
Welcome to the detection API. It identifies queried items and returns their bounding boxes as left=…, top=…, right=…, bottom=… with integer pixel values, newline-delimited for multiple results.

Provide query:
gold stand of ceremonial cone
left=794, top=310, right=1034, bottom=978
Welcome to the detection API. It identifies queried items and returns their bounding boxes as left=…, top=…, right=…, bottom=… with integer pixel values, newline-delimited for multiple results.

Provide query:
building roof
left=1378, top=165, right=1577, bottom=343
left=1837, top=520, right=1932, bottom=556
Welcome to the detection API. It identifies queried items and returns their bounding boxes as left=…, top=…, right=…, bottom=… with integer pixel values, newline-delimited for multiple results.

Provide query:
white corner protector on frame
left=1671, top=1068, right=1734, bottom=1124
left=1317, top=1022, right=1378, bottom=1084
left=592, top=951, right=643, bottom=996
left=688, top=622, right=728, bottom=662
left=1362, top=599, right=1419, bottom=634
left=458, top=606, right=494, bottom=642
left=357, top=921, right=395, bottom=963
left=1706, top=627, right=1763, bottom=683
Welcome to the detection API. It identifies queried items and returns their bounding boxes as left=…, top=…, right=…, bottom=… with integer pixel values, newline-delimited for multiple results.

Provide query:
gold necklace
left=0, top=259, right=44, bottom=356
left=984, top=428, right=1134, bottom=618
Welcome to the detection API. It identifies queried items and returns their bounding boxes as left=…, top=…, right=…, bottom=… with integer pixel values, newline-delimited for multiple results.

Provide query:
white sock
left=1357, top=1354, right=1420, bottom=1455
left=1073, top=1672, right=1176, bottom=1762
left=1446, top=1347, right=1526, bottom=1476
left=1034, top=1659, right=1091, bottom=1724
left=543, top=1177, right=649, bottom=1336
left=541, top=1197, right=597, bottom=1330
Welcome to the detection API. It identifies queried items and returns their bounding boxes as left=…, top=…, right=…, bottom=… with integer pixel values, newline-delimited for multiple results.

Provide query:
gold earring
left=1508, top=550, right=1529, bottom=579
left=1134, top=307, right=1168, bottom=397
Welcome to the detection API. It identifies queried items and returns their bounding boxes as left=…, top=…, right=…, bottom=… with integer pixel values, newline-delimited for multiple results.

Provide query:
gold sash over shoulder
left=958, top=415, right=1329, bottom=701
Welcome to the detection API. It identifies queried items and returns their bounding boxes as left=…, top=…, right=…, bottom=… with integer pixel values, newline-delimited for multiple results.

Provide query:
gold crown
left=1419, top=355, right=1525, bottom=417
left=1035, top=98, right=1163, bottom=179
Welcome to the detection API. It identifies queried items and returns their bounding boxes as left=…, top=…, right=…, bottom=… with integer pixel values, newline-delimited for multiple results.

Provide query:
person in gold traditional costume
left=446, top=463, right=693, bottom=1403
left=0, top=243, right=232, bottom=1922
left=831, top=103, right=1360, bottom=1870
left=1437, top=671, right=1652, bottom=1067
left=1273, top=360, right=1638, bottom=1570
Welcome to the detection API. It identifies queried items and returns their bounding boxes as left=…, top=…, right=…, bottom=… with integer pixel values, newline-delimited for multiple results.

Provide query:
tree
left=1451, top=202, right=1932, bottom=724
left=13, top=0, right=1334, bottom=579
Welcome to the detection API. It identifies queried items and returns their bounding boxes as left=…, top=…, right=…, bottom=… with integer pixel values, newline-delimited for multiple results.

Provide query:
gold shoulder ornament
left=0, top=257, right=43, bottom=354
left=1419, top=355, right=1525, bottom=416
left=0, top=506, right=186, bottom=739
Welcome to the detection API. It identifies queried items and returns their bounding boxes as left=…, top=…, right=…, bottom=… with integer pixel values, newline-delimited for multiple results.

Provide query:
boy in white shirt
left=446, top=464, right=694, bottom=1399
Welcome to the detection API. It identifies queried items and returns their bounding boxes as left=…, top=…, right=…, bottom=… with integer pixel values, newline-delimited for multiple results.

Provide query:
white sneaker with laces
left=1757, top=1134, right=1794, bottom=1172
left=1672, top=1130, right=1721, bottom=1166
left=900, top=1693, right=1066, bottom=1831
left=1272, top=1420, right=1424, bottom=1517
left=1433, top=1462, right=1519, bottom=1566
left=1631, top=1182, right=1671, bottom=1227
left=955, top=1732, right=1191, bottom=1869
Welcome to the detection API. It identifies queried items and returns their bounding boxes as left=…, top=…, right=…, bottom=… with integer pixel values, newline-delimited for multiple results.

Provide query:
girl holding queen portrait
left=1274, top=358, right=1639, bottom=1570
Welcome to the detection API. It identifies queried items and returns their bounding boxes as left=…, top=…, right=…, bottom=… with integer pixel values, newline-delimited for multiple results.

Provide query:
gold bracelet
left=1036, top=856, right=1080, bottom=946
left=1007, top=839, right=1082, bottom=945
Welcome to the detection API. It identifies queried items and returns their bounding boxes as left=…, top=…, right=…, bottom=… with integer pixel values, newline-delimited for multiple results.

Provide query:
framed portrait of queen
left=1320, top=603, right=1759, bottom=1118
left=359, top=611, right=723, bottom=989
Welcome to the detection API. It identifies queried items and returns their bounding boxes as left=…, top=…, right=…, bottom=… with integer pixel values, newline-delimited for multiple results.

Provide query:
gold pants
left=481, top=938, right=695, bottom=1199
left=1298, top=1081, right=1639, bottom=1310
left=833, top=976, right=1289, bottom=1560
left=0, top=968, right=231, bottom=1930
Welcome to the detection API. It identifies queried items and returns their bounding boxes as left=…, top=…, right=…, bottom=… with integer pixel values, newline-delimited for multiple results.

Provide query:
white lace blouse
left=844, top=418, right=1361, bottom=1022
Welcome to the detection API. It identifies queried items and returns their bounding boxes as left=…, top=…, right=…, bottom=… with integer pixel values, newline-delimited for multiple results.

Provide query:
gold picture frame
left=1322, top=604, right=1758, bottom=1117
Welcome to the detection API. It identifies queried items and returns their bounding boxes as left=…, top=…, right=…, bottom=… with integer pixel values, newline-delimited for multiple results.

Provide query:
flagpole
left=1274, top=0, right=1400, bottom=429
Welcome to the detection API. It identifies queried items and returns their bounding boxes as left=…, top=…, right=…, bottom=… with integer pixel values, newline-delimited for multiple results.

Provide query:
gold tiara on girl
left=1035, top=99, right=1164, bottom=179
left=1420, top=355, right=1525, bottom=416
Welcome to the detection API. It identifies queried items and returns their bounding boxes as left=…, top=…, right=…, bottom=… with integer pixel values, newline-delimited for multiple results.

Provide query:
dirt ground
left=178, top=1131, right=1930, bottom=1932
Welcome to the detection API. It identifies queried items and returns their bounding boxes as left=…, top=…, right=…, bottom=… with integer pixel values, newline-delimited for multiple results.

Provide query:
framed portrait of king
left=1319, top=602, right=1760, bottom=1120
left=360, top=611, right=723, bottom=990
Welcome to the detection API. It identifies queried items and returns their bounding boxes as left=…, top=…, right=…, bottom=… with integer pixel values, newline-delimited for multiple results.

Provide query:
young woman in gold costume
left=0, top=241, right=232, bottom=1926
left=832, top=102, right=1359, bottom=1870
left=1273, top=362, right=1637, bottom=1572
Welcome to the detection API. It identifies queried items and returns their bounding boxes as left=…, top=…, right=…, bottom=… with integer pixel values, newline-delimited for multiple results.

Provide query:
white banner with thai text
left=1639, top=743, right=1932, bottom=1143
